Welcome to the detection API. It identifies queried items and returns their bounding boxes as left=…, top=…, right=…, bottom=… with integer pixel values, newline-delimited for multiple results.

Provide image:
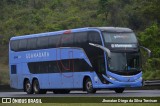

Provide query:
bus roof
left=90, top=27, right=133, bottom=32
left=10, top=27, right=133, bottom=40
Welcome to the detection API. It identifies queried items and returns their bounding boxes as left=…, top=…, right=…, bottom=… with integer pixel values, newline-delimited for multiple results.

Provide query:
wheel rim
left=86, top=81, right=92, bottom=91
left=25, top=81, right=31, bottom=92
left=34, top=81, right=39, bottom=93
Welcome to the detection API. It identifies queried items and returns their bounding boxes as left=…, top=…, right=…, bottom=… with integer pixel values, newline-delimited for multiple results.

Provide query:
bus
left=9, top=27, right=150, bottom=94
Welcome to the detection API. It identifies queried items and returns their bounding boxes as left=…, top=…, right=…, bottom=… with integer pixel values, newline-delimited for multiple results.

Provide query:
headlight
left=135, top=77, right=142, bottom=81
left=107, top=75, right=116, bottom=81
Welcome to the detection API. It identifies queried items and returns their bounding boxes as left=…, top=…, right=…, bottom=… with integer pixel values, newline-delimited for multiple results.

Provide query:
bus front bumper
left=93, top=73, right=142, bottom=89
left=94, top=79, right=142, bottom=89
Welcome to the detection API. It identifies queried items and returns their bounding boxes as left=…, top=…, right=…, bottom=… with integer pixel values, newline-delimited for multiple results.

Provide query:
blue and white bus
left=9, top=27, right=150, bottom=94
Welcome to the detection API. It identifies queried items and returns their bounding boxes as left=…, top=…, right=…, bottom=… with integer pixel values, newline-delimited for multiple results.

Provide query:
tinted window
left=11, top=65, right=17, bottom=74
left=108, top=52, right=140, bottom=71
left=74, top=32, right=88, bottom=47
left=61, top=34, right=73, bottom=47
left=103, top=32, right=137, bottom=43
left=48, top=35, right=60, bottom=48
left=28, top=59, right=92, bottom=74
left=27, top=38, right=37, bottom=50
left=37, top=37, right=49, bottom=49
left=10, top=40, right=19, bottom=51
left=88, top=31, right=101, bottom=44
left=39, top=62, right=48, bottom=73
left=60, top=59, right=73, bottom=72
left=74, top=59, right=92, bottom=72
left=28, top=61, right=60, bottom=74
left=48, top=62, right=59, bottom=73
left=19, top=39, right=27, bottom=51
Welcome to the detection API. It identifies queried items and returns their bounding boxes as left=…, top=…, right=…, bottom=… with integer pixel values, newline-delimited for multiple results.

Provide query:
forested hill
left=0, top=0, right=160, bottom=82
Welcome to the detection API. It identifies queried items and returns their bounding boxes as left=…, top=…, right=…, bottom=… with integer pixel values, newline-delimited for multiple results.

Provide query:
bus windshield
left=108, top=52, right=141, bottom=72
left=103, top=32, right=137, bottom=43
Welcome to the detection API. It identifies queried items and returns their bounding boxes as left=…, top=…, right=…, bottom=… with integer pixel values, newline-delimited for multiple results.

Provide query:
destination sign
left=111, top=44, right=137, bottom=48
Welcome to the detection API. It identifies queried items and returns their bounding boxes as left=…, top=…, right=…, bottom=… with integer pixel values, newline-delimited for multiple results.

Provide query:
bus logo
left=2, top=98, right=11, bottom=103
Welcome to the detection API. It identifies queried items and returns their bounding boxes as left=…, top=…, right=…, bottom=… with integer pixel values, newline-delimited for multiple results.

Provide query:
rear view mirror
left=140, top=46, right=151, bottom=58
left=89, top=43, right=111, bottom=59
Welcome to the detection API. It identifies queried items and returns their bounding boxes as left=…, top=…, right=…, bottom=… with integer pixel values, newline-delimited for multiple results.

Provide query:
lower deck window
left=11, top=65, right=17, bottom=74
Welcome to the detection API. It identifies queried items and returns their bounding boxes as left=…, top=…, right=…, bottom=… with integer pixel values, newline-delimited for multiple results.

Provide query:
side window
left=39, top=62, right=48, bottom=73
left=10, top=40, right=19, bottom=51
left=19, top=39, right=27, bottom=51
left=74, top=32, right=88, bottom=47
left=88, top=31, right=102, bottom=45
left=28, top=61, right=60, bottom=74
left=48, top=35, right=60, bottom=48
left=61, top=34, right=73, bottom=47
left=28, top=62, right=37, bottom=74
left=48, top=61, right=59, bottom=73
left=27, top=38, right=37, bottom=50
left=37, top=37, right=49, bottom=49
left=61, top=60, right=72, bottom=72
left=11, top=65, right=17, bottom=74
left=74, top=59, right=92, bottom=72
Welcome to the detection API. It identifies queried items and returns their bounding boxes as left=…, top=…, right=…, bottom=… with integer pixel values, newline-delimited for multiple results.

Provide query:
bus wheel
left=33, top=79, right=46, bottom=94
left=114, top=88, right=124, bottom=93
left=24, top=80, right=33, bottom=94
left=85, top=78, right=96, bottom=93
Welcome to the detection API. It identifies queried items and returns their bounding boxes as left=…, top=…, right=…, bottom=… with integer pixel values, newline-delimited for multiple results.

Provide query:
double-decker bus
left=9, top=27, right=150, bottom=94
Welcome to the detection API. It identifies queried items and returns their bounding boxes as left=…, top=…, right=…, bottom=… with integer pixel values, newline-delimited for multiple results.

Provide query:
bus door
left=60, top=49, right=74, bottom=88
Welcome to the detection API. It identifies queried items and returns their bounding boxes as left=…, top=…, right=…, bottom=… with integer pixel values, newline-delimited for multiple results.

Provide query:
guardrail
left=144, top=80, right=160, bottom=86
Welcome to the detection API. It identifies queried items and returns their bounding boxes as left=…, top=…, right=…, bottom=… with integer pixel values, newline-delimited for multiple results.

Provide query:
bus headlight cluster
left=107, top=75, right=116, bottom=81
left=135, top=77, right=142, bottom=81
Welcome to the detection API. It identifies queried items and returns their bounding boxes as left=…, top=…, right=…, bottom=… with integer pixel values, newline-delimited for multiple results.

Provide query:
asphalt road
left=0, top=90, right=160, bottom=97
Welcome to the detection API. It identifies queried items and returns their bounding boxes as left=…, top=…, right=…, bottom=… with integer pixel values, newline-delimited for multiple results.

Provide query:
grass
left=0, top=64, right=9, bottom=84
left=143, top=69, right=160, bottom=79
left=0, top=45, right=9, bottom=85
left=0, top=103, right=160, bottom=106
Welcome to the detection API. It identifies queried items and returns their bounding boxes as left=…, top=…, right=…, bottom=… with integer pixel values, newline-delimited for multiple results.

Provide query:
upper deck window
left=103, top=32, right=137, bottom=44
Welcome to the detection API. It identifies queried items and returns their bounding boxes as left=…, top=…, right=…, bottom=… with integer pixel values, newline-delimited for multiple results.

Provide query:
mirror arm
left=140, top=46, right=151, bottom=57
left=89, top=43, right=111, bottom=58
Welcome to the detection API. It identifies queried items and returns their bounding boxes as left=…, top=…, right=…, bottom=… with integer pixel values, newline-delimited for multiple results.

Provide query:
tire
left=24, top=80, right=33, bottom=94
left=53, top=90, right=70, bottom=94
left=33, top=79, right=47, bottom=94
left=85, top=78, right=96, bottom=93
left=114, top=88, right=124, bottom=93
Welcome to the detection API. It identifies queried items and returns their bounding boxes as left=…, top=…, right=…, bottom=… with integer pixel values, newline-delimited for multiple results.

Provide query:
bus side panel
left=10, top=73, right=18, bottom=89
left=32, top=73, right=62, bottom=89
left=16, top=63, right=24, bottom=89
left=61, top=73, right=74, bottom=88
left=73, top=72, right=83, bottom=88
left=73, top=72, right=95, bottom=89
left=10, top=63, right=23, bottom=89
left=32, top=74, right=49, bottom=89
left=49, top=73, right=62, bottom=89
